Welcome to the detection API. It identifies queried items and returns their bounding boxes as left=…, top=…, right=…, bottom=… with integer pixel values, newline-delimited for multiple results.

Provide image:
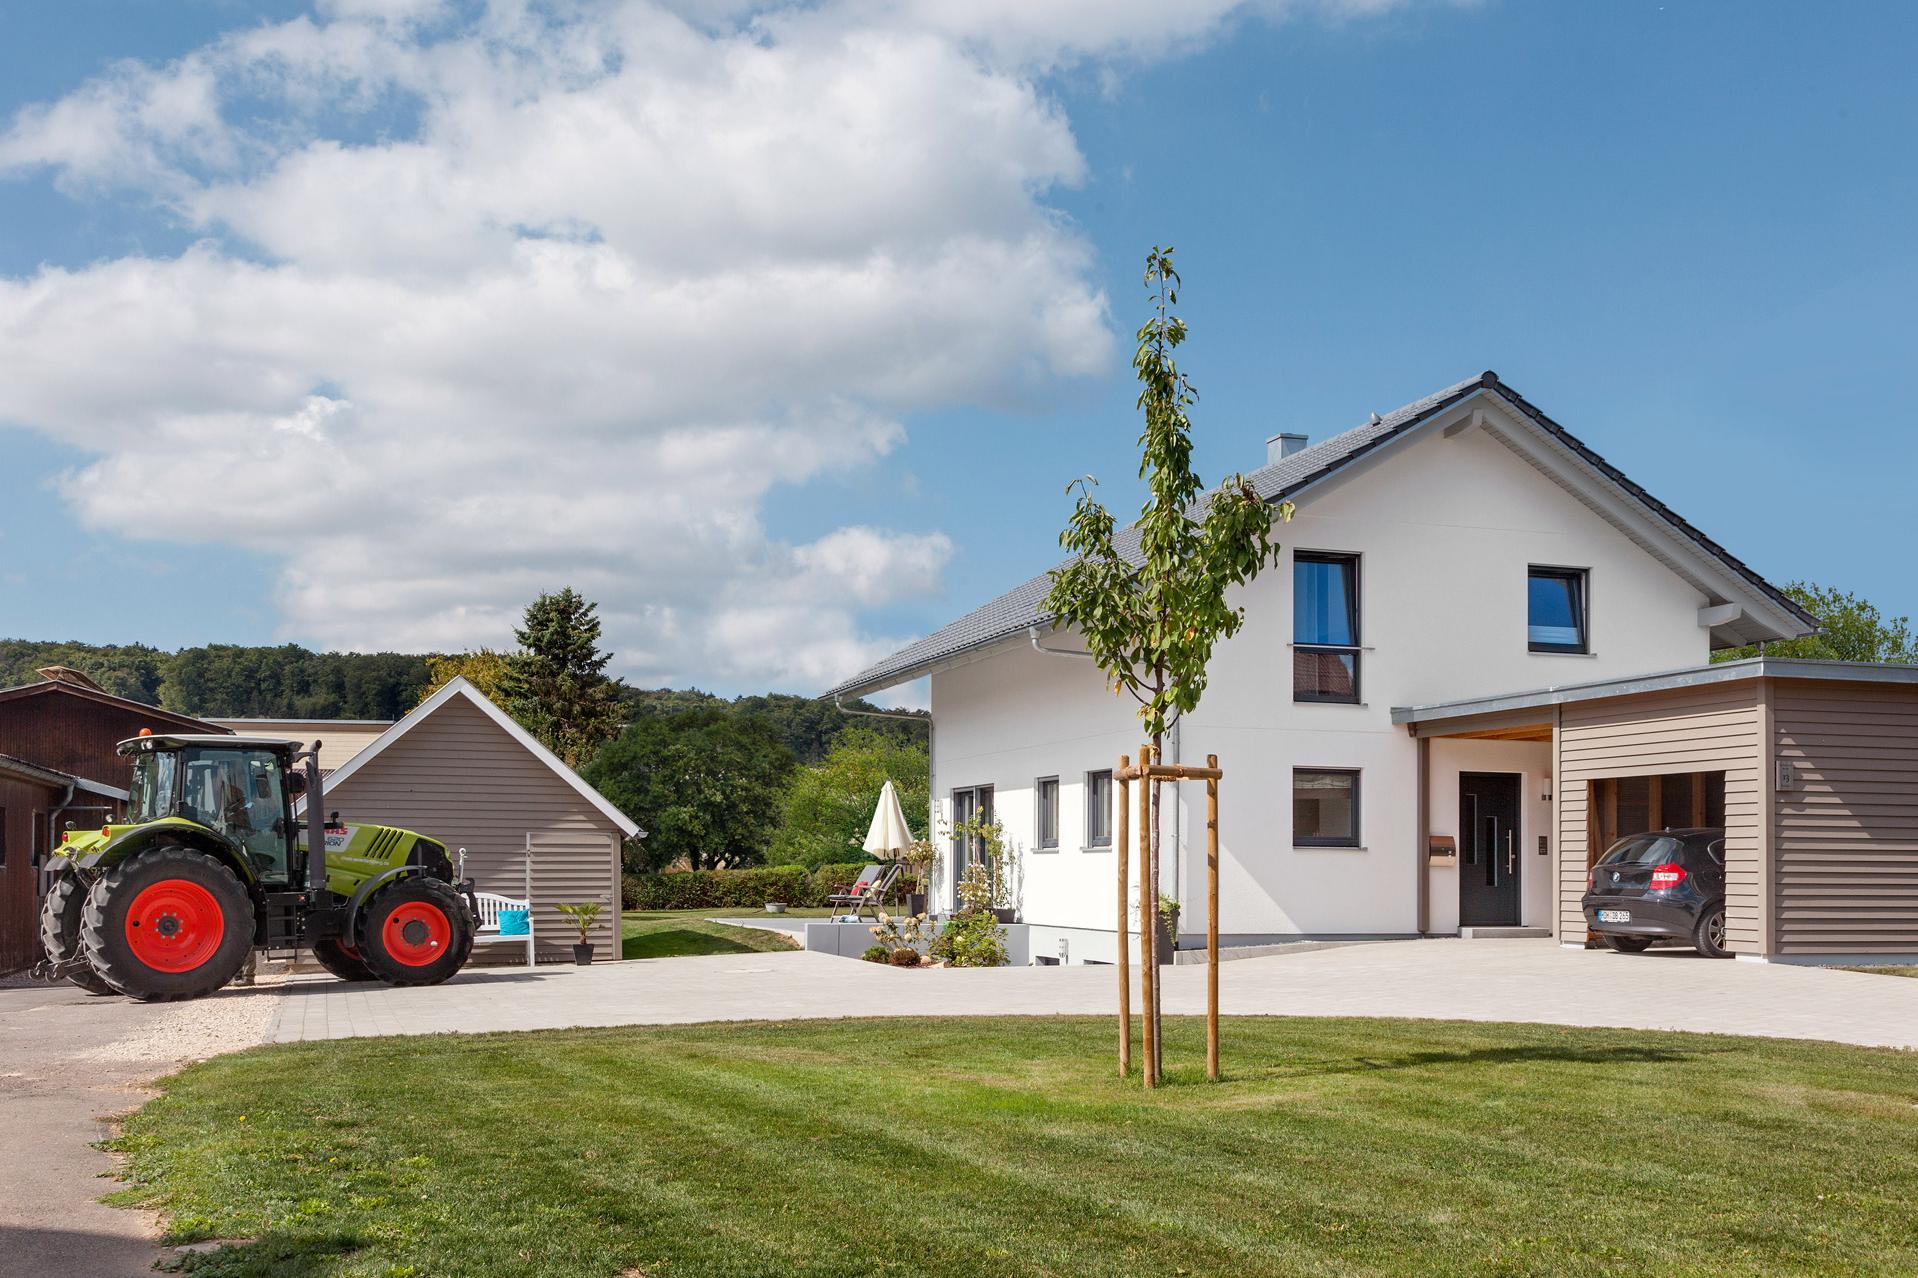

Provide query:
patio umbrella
left=862, top=779, right=915, bottom=858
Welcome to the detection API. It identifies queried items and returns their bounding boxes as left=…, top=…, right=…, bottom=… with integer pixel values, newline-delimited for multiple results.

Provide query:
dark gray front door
left=1459, top=772, right=1522, bottom=927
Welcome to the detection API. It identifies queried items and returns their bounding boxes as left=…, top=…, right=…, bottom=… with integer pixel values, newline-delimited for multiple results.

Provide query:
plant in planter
left=948, top=814, right=1024, bottom=922
left=1157, top=894, right=1181, bottom=960
left=927, top=864, right=1008, bottom=967
left=553, top=902, right=604, bottom=964
left=860, top=944, right=889, bottom=964
left=897, top=838, right=936, bottom=915
left=869, top=910, right=927, bottom=967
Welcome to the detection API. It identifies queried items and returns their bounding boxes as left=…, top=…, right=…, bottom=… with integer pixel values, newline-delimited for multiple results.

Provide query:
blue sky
left=1, top=1, right=1913, bottom=695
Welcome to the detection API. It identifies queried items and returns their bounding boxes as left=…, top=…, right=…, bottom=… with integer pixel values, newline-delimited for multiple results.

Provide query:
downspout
left=832, top=695, right=935, bottom=902
left=40, top=779, right=78, bottom=871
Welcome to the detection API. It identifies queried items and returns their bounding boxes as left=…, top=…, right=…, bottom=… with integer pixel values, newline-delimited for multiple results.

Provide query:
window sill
left=1295, top=844, right=1367, bottom=852
left=1529, top=649, right=1596, bottom=658
left=1081, top=844, right=1113, bottom=854
left=1033, top=846, right=1061, bottom=854
left=1293, top=699, right=1368, bottom=708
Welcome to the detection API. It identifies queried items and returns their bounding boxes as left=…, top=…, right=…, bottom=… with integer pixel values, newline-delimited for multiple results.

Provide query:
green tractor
left=37, top=732, right=475, bottom=1001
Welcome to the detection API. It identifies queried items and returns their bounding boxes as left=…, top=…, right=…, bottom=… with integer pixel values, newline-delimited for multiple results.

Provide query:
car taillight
left=1587, top=869, right=1597, bottom=891
left=1650, top=862, right=1687, bottom=889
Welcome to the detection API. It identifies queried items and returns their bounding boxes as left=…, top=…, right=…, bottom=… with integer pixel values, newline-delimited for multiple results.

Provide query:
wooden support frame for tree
left=1115, top=749, right=1225, bottom=1085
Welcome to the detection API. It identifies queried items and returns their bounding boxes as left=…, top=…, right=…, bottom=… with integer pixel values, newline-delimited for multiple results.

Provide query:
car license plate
left=1598, top=909, right=1631, bottom=923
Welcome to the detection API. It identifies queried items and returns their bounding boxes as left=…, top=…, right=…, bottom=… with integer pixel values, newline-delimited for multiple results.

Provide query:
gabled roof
left=315, top=677, right=641, bottom=838
left=0, top=677, right=232, bottom=734
left=825, top=371, right=1816, bottom=699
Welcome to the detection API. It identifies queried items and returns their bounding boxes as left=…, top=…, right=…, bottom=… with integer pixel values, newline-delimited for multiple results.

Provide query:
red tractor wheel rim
left=125, top=880, right=225, bottom=973
left=382, top=902, right=451, bottom=966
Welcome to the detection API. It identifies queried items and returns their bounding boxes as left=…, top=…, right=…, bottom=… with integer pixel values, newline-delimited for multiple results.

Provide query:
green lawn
left=108, top=1018, right=1918, bottom=1277
left=1844, top=966, right=1918, bottom=979
left=620, top=909, right=803, bottom=960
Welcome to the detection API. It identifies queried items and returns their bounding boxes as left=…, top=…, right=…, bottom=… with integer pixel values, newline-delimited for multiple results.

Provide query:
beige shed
left=318, top=677, right=638, bottom=962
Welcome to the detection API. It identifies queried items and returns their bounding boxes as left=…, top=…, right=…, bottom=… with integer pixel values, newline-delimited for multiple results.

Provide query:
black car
left=1581, top=828, right=1728, bottom=958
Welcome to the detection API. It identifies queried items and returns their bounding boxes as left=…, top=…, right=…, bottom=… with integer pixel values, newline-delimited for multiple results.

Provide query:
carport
left=1397, top=657, right=1918, bottom=964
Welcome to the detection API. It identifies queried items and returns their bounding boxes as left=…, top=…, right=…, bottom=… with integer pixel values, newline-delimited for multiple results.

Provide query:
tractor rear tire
left=357, top=877, right=474, bottom=987
left=39, top=871, right=116, bottom=995
left=312, top=937, right=376, bottom=983
left=81, top=846, right=256, bottom=1002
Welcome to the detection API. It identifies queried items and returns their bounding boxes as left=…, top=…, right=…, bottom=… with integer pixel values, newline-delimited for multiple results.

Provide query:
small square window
left=1528, top=567, right=1588, bottom=653
left=1035, top=777, right=1060, bottom=850
left=1085, top=770, right=1113, bottom=848
left=1294, top=769, right=1359, bottom=847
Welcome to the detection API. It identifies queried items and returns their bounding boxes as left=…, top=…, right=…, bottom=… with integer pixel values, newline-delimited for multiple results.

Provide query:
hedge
left=622, top=861, right=886, bottom=910
left=624, top=865, right=817, bottom=911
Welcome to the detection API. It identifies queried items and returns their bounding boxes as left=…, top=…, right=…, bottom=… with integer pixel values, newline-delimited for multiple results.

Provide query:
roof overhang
left=0, top=752, right=128, bottom=801
left=1392, top=657, right=1918, bottom=735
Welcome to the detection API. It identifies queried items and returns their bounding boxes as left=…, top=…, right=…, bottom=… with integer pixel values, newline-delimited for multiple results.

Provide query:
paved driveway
left=268, top=938, right=1918, bottom=1050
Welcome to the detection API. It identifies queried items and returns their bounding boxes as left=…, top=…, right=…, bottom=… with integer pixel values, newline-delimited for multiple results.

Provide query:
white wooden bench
left=471, top=891, right=537, bottom=967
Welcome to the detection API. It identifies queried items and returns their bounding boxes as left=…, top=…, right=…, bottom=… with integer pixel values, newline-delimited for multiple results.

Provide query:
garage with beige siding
left=1400, top=658, right=1918, bottom=964
left=317, top=677, right=637, bottom=962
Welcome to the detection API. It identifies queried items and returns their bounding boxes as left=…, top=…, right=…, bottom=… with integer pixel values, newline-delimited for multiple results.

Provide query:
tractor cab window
left=182, top=748, right=292, bottom=883
left=127, top=751, right=179, bottom=822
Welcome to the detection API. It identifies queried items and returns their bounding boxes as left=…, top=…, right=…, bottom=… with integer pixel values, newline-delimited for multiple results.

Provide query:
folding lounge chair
left=826, top=862, right=900, bottom=921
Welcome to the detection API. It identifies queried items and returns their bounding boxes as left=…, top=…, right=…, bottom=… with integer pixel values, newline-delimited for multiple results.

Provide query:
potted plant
left=950, top=814, right=1023, bottom=923
left=1156, top=894, right=1181, bottom=966
left=553, top=902, right=604, bottom=965
left=898, top=838, right=936, bottom=916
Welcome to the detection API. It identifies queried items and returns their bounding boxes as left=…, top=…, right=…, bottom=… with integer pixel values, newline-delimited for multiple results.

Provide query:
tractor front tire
left=81, top=846, right=256, bottom=1002
left=312, top=937, right=376, bottom=983
left=357, top=877, right=474, bottom=987
left=39, top=871, right=115, bottom=995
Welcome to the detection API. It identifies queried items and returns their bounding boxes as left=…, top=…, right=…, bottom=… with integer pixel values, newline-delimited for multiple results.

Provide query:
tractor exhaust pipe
left=302, top=742, right=327, bottom=896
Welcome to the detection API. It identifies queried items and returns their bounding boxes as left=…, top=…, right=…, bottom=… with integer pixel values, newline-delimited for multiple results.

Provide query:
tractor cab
left=122, top=734, right=306, bottom=886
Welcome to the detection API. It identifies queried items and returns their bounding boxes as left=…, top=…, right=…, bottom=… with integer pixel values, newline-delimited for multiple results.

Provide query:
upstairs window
left=1036, top=777, right=1060, bottom=851
left=1084, top=770, right=1113, bottom=848
left=1294, top=552, right=1360, bottom=703
left=1528, top=566, right=1589, bottom=653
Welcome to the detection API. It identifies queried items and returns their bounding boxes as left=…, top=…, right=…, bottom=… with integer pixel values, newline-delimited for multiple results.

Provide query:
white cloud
left=0, top=0, right=1434, bottom=691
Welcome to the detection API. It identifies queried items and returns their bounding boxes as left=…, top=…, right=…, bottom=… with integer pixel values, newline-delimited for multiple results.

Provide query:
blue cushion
left=497, top=908, right=530, bottom=936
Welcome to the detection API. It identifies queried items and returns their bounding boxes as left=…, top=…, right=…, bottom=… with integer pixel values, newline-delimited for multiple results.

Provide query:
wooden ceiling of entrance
left=1447, top=724, right=1553, bottom=742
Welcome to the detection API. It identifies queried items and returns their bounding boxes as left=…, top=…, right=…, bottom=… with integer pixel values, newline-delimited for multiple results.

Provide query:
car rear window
left=1598, top=834, right=1686, bottom=866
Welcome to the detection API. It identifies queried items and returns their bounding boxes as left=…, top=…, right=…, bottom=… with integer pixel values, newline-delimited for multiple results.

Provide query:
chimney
left=1266, top=432, right=1308, bottom=466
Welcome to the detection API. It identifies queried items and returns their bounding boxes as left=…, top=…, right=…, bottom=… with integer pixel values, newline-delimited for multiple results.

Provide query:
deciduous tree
left=1716, top=582, right=1917, bottom=665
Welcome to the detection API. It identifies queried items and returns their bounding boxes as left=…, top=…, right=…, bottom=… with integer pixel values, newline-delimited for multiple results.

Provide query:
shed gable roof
left=317, top=677, right=640, bottom=837
left=0, top=678, right=231, bottom=734
left=825, top=371, right=1815, bottom=699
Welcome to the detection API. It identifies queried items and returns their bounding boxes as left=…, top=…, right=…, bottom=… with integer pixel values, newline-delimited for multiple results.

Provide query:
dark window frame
left=0, top=804, right=8, bottom=869
left=1293, top=550, right=1362, bottom=704
left=1293, top=768, right=1361, bottom=848
left=1035, top=776, right=1060, bottom=851
left=1528, top=565, right=1590, bottom=654
left=1084, top=769, right=1113, bottom=849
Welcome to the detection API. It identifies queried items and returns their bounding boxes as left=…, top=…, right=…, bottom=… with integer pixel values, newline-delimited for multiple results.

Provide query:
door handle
left=1506, top=830, right=1516, bottom=876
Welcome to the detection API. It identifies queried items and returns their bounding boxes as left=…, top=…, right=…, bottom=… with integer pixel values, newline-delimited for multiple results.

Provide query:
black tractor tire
left=311, top=937, right=377, bottom=983
left=1693, top=904, right=1731, bottom=959
left=38, top=871, right=116, bottom=995
left=1599, top=934, right=1654, bottom=953
left=357, top=876, right=474, bottom=987
left=81, top=846, right=256, bottom=1002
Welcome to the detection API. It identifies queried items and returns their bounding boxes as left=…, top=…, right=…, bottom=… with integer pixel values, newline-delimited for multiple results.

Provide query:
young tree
left=496, top=588, right=625, bottom=769
left=584, top=708, right=796, bottom=871
left=1716, top=582, right=1918, bottom=665
left=1043, top=246, right=1290, bottom=1078
left=770, top=728, right=930, bottom=868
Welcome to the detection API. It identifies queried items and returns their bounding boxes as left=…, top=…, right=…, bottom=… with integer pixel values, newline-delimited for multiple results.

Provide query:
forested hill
left=0, top=640, right=925, bottom=759
left=0, top=640, right=431, bottom=720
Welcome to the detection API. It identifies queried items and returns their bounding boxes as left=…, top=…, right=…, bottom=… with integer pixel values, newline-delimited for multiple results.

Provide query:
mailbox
left=1427, top=834, right=1457, bottom=864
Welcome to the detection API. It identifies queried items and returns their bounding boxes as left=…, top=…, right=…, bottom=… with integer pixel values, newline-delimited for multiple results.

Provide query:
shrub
left=861, top=945, right=889, bottom=964
left=623, top=865, right=814, bottom=911
left=888, top=947, right=920, bottom=967
left=929, top=909, right=1007, bottom=968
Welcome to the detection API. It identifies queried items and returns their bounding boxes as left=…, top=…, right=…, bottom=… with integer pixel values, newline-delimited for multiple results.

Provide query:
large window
left=1084, top=770, right=1113, bottom=848
left=1035, top=777, right=1060, bottom=851
left=1294, top=552, right=1360, bottom=703
left=951, top=785, right=994, bottom=878
left=1294, top=769, right=1360, bottom=848
left=1528, top=566, right=1588, bottom=653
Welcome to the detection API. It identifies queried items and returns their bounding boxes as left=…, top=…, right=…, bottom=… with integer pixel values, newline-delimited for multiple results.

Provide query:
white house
left=823, top=372, right=1918, bottom=966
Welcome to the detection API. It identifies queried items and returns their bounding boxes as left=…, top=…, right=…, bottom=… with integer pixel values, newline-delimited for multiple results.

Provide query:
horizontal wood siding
left=0, top=684, right=226, bottom=791
left=1555, top=684, right=1762, bottom=950
left=1772, top=680, right=1918, bottom=956
left=322, top=696, right=622, bottom=961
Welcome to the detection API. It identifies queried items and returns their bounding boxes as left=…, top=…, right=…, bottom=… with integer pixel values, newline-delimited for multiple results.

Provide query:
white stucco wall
left=927, top=412, right=1716, bottom=959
